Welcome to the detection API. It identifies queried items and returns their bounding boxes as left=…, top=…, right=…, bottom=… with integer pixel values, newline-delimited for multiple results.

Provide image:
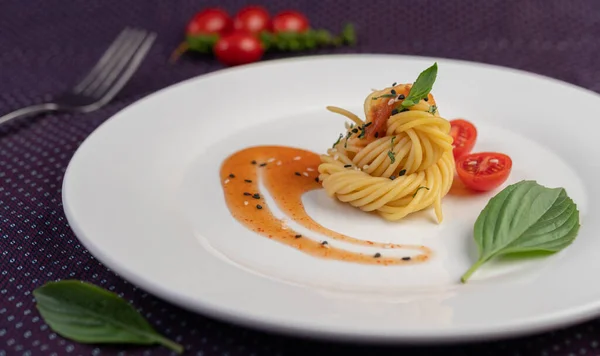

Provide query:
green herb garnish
left=412, top=186, right=430, bottom=198
left=332, top=133, right=343, bottom=148
left=356, top=122, right=372, bottom=139
left=33, top=280, right=184, bottom=353
left=387, top=151, right=396, bottom=163
left=172, top=23, right=356, bottom=63
left=388, top=136, right=396, bottom=163
left=371, top=93, right=396, bottom=100
left=428, top=105, right=438, bottom=115
left=461, top=181, right=580, bottom=283
left=401, top=62, right=438, bottom=108
left=344, top=131, right=352, bottom=148
left=358, top=126, right=367, bottom=139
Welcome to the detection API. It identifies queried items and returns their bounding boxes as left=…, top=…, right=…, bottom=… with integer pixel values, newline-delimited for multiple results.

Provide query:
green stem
left=154, top=334, right=184, bottom=354
left=168, top=42, right=189, bottom=64
left=460, top=259, right=486, bottom=283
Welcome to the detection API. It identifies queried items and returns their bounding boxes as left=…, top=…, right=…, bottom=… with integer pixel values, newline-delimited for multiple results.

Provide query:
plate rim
left=62, top=53, right=600, bottom=344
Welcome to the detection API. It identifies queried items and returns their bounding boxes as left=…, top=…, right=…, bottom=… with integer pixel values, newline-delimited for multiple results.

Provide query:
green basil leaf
left=461, top=181, right=580, bottom=283
left=315, top=29, right=333, bottom=45
left=33, top=280, right=184, bottom=353
left=401, top=62, right=438, bottom=109
left=186, top=34, right=218, bottom=53
left=341, top=23, right=356, bottom=45
left=259, top=31, right=275, bottom=51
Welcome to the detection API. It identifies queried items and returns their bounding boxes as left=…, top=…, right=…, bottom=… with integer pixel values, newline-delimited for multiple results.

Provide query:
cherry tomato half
left=233, top=5, right=271, bottom=34
left=456, top=152, right=512, bottom=192
left=214, top=32, right=264, bottom=66
left=450, top=119, right=477, bottom=159
left=186, top=8, right=232, bottom=36
left=271, top=10, right=309, bottom=33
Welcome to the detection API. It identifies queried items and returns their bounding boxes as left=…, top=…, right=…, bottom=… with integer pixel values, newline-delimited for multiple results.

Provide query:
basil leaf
left=186, top=34, right=218, bottom=54
left=461, top=181, right=580, bottom=283
left=401, top=62, right=438, bottom=109
left=341, top=23, right=356, bottom=45
left=33, top=280, right=184, bottom=353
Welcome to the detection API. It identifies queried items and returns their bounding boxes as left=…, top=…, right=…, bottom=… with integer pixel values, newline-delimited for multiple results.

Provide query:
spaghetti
left=318, top=65, right=455, bottom=222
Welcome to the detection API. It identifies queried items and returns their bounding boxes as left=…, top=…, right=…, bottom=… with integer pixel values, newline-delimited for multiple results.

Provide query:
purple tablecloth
left=2, top=0, right=600, bottom=355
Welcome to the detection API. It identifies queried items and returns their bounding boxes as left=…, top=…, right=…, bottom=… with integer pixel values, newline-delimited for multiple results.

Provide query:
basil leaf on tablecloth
left=461, top=180, right=580, bottom=283
left=33, top=280, right=184, bottom=353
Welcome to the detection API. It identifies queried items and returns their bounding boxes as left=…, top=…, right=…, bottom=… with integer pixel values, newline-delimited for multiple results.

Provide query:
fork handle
left=0, top=103, right=60, bottom=126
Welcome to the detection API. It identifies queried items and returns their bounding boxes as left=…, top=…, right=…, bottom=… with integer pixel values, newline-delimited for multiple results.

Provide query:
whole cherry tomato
left=456, top=152, right=512, bottom=192
left=233, top=5, right=271, bottom=34
left=186, top=8, right=232, bottom=36
left=450, top=119, right=477, bottom=159
left=214, top=32, right=264, bottom=66
left=271, top=10, right=309, bottom=33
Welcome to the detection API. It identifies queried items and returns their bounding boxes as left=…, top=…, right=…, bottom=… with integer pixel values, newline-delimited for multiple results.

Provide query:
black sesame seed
left=256, top=204, right=263, bottom=210
left=252, top=193, right=260, bottom=199
left=259, top=163, right=267, bottom=167
left=229, top=173, right=235, bottom=178
left=391, top=89, right=396, bottom=95
left=392, top=82, right=397, bottom=86
left=424, top=97, right=429, bottom=102
left=398, top=94, right=405, bottom=100
left=314, top=177, right=319, bottom=183
left=295, top=172, right=301, bottom=176
left=399, top=169, right=406, bottom=176
left=374, top=253, right=381, bottom=258
left=344, top=164, right=352, bottom=168
left=402, top=256, right=411, bottom=261
left=295, top=234, right=302, bottom=238
left=243, top=192, right=252, bottom=196
left=364, top=122, right=372, bottom=127
left=374, top=132, right=379, bottom=138
left=389, top=175, right=396, bottom=180
left=321, top=241, right=328, bottom=245
left=391, top=108, right=399, bottom=115
left=352, top=128, right=359, bottom=133
left=251, top=160, right=257, bottom=165
left=244, top=179, right=252, bottom=183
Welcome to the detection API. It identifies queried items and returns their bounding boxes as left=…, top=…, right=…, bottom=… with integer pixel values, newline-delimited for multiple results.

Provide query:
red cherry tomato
left=272, top=10, right=309, bottom=33
left=186, top=8, right=232, bottom=36
left=233, top=6, right=271, bottom=34
left=450, top=119, right=477, bottom=159
left=456, top=152, right=512, bottom=192
left=214, top=32, right=264, bottom=66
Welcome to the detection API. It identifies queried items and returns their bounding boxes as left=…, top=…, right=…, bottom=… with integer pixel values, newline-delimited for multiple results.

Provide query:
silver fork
left=0, top=28, right=156, bottom=126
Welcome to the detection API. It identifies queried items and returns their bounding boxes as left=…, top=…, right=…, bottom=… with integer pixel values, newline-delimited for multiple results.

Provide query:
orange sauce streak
left=220, top=146, right=432, bottom=265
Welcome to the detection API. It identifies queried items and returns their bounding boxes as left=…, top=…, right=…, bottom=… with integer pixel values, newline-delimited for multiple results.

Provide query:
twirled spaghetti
left=318, top=79, right=455, bottom=222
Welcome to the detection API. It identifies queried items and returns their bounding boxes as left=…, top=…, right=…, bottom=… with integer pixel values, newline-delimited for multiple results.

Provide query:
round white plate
left=63, top=54, right=600, bottom=343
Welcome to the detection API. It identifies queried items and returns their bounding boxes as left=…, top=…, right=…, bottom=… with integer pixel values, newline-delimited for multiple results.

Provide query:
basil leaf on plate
left=461, top=180, right=580, bottom=283
left=33, top=280, right=184, bottom=353
left=401, top=62, right=438, bottom=108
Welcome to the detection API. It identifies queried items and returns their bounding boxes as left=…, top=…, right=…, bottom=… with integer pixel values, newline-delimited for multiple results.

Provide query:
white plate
left=63, top=54, right=600, bottom=343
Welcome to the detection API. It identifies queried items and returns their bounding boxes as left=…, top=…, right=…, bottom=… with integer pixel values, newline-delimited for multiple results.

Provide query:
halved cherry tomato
left=271, top=10, right=309, bottom=33
left=456, top=152, right=512, bottom=192
left=214, top=32, right=264, bottom=66
left=450, top=119, right=477, bottom=159
left=233, top=6, right=271, bottom=34
left=186, top=8, right=232, bottom=36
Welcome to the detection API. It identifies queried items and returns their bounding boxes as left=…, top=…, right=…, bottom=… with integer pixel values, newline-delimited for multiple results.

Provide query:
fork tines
left=73, top=28, right=156, bottom=102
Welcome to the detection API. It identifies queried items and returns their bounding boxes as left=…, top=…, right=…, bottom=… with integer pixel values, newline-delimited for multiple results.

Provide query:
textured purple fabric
left=2, top=0, right=600, bottom=355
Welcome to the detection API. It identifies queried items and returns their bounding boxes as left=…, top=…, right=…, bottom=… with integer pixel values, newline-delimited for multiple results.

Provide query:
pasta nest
left=318, top=85, right=455, bottom=222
